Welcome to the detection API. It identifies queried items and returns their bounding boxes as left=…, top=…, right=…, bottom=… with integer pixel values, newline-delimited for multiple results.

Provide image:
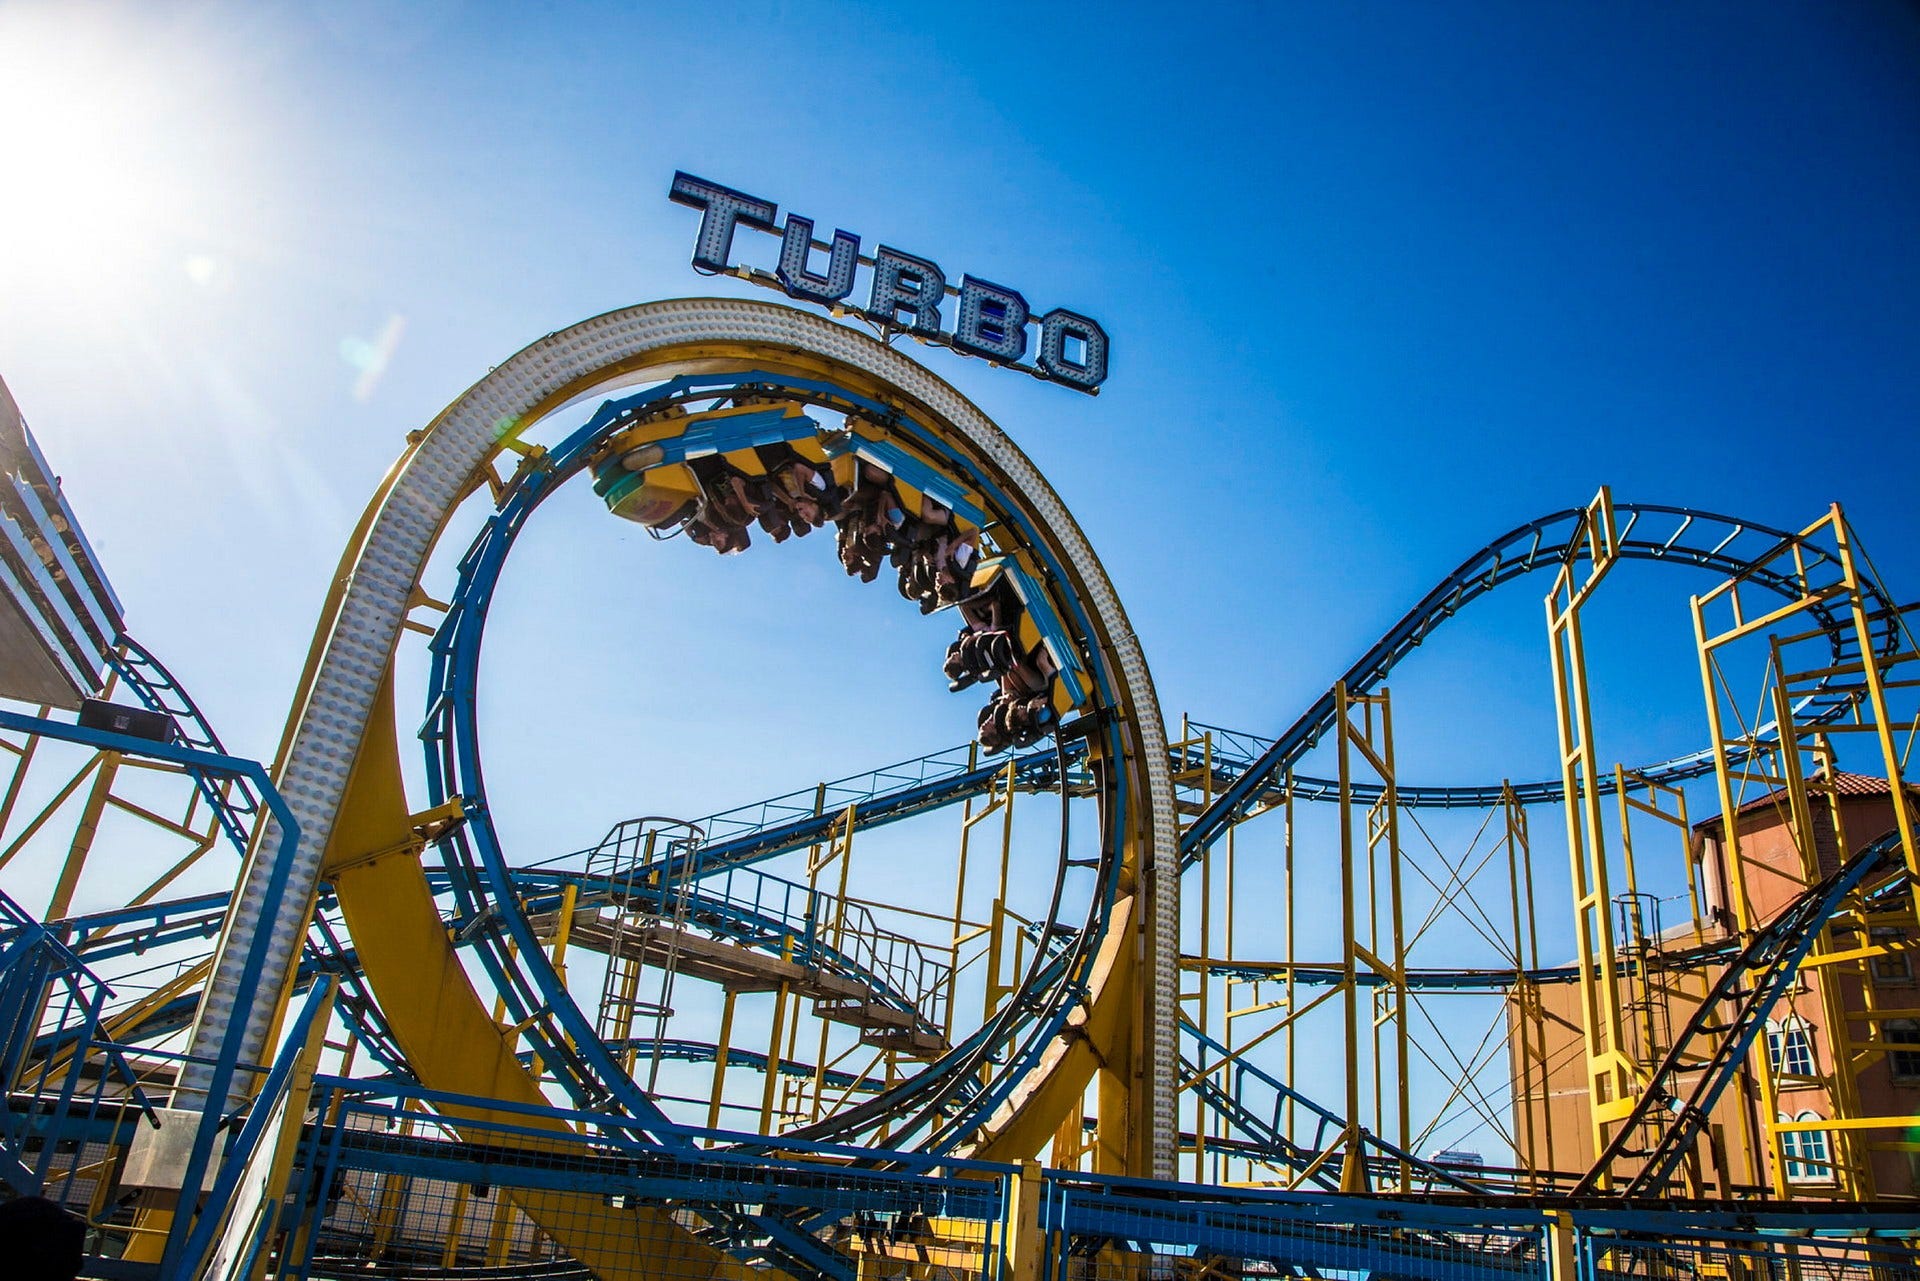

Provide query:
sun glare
left=0, top=8, right=209, bottom=299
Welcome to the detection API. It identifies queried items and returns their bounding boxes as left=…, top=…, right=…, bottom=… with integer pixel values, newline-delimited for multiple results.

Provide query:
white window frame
left=1779, top=1111, right=1833, bottom=1185
left=1871, top=928, right=1914, bottom=984
left=1770, top=1015, right=1817, bottom=1079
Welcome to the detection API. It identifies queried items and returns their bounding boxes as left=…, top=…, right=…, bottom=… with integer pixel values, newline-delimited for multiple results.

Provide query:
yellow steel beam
left=322, top=673, right=765, bottom=1281
left=1548, top=490, right=1657, bottom=1186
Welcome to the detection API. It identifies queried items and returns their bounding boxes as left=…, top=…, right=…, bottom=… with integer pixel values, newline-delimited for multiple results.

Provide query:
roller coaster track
left=30, top=406, right=1904, bottom=1246
left=105, top=633, right=262, bottom=856
left=1178, top=1022, right=1488, bottom=1193
left=566, top=503, right=1892, bottom=887
left=1181, top=502, right=1894, bottom=862
left=64, top=496, right=1898, bottom=1160
left=105, top=300, right=1185, bottom=1277
left=58, top=826, right=1884, bottom=1207
left=13, top=334, right=1920, bottom=1281
left=414, top=359, right=1160, bottom=1161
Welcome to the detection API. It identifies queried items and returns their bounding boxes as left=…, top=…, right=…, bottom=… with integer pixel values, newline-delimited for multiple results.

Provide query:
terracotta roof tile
left=1691, top=771, right=1914, bottom=834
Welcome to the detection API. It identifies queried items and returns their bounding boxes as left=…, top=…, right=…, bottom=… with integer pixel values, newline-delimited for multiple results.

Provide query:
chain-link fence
left=1039, top=1172, right=1550, bottom=1281
left=1587, top=1229, right=1920, bottom=1281
left=280, top=1079, right=1016, bottom=1281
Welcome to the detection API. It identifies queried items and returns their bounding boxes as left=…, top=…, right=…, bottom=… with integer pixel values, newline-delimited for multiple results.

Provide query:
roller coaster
left=0, top=298, right=1914, bottom=1281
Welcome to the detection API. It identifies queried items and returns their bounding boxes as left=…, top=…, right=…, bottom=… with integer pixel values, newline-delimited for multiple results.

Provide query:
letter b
left=952, top=276, right=1030, bottom=363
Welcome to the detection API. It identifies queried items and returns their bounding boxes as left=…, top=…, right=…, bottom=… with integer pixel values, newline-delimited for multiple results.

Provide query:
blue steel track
left=416, top=370, right=1135, bottom=1156
left=39, top=489, right=1899, bottom=1192
left=552, top=501, right=1890, bottom=885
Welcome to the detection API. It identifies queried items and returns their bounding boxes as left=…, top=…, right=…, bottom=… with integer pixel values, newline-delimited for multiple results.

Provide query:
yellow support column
left=1336, top=683, right=1365, bottom=1191
left=45, top=751, right=118, bottom=921
left=1282, top=770, right=1296, bottom=1154
left=1333, top=684, right=1408, bottom=1189
left=1546, top=1211, right=1580, bottom=1281
left=1545, top=487, right=1639, bottom=1177
left=948, top=743, right=982, bottom=1047
left=0, top=712, right=47, bottom=844
left=1503, top=784, right=1553, bottom=1187
left=1001, top=1159, right=1044, bottom=1281
left=707, top=988, right=737, bottom=1136
left=759, top=939, right=795, bottom=1136
left=1834, top=509, right=1920, bottom=889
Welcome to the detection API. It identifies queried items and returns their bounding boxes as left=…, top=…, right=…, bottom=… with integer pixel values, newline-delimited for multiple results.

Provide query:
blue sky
left=1, top=1, right=1917, bottom=1150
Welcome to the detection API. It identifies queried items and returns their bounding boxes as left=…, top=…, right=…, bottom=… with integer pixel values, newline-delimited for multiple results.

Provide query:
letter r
left=953, top=276, right=1030, bottom=363
left=867, top=246, right=947, bottom=336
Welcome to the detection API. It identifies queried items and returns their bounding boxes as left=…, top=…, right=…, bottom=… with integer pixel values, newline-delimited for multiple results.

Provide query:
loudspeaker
left=77, top=698, right=173, bottom=744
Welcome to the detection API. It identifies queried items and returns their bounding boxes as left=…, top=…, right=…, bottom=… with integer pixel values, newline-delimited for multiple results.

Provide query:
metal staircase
left=1579, top=833, right=1907, bottom=1195
left=586, top=819, right=703, bottom=1088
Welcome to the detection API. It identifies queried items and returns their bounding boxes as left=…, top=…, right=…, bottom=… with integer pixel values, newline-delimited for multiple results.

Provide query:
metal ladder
left=590, top=819, right=703, bottom=1092
left=1614, top=891, right=1679, bottom=1165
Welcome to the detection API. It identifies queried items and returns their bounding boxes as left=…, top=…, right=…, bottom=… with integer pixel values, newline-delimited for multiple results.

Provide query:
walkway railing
left=0, top=890, right=156, bottom=1202
left=576, top=841, right=952, bottom=1036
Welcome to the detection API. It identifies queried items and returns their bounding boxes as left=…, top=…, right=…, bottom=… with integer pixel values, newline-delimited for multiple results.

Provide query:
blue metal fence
left=1039, top=1171, right=1549, bottom=1281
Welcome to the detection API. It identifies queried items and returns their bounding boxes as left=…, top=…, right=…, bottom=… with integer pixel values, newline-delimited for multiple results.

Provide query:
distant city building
left=1430, top=1148, right=1486, bottom=1168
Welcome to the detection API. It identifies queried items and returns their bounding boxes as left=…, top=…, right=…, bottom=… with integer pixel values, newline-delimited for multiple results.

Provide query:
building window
left=1890, top=1019, right=1920, bottom=1082
left=1784, top=1022, right=1816, bottom=1076
left=1766, top=1017, right=1818, bottom=1078
left=1779, top=1112, right=1832, bottom=1184
left=1871, top=928, right=1913, bottom=984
